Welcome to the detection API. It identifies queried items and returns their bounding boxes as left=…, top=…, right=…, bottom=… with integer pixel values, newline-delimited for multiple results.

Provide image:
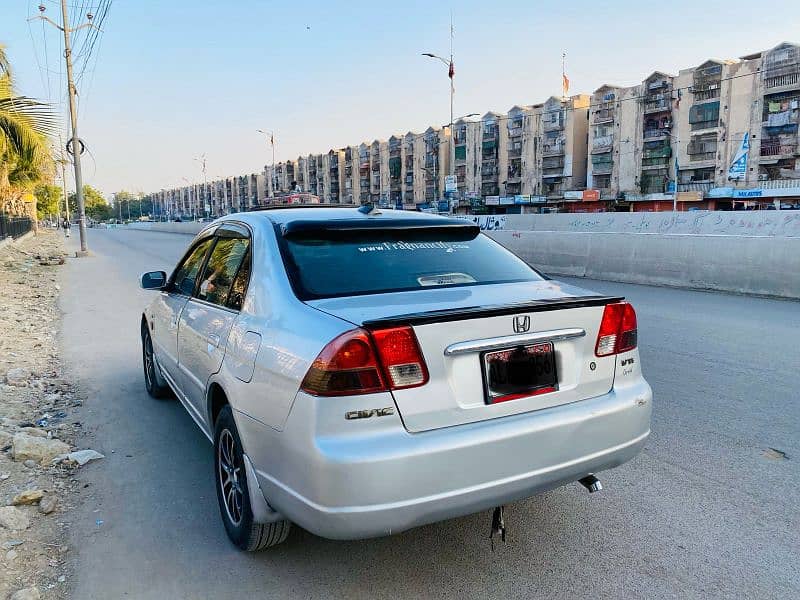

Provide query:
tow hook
left=490, top=506, right=506, bottom=550
left=578, top=474, right=603, bottom=493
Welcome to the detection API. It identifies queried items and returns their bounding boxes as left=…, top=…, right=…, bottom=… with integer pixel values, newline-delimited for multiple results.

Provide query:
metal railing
left=677, top=182, right=714, bottom=192
left=1, top=213, right=34, bottom=239
left=692, top=88, right=720, bottom=101
left=764, top=72, right=799, bottom=90
left=760, top=143, right=797, bottom=156
left=761, top=178, right=800, bottom=189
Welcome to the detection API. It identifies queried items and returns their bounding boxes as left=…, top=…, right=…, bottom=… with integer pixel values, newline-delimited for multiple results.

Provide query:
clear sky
left=2, top=0, right=800, bottom=198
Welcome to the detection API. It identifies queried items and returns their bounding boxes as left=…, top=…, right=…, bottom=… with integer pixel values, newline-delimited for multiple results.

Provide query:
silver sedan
left=139, top=207, right=652, bottom=551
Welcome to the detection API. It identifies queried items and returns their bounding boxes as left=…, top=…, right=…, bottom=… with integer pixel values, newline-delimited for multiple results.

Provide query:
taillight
left=301, top=326, right=428, bottom=396
left=595, top=302, right=638, bottom=357
left=301, top=330, right=386, bottom=396
left=371, top=326, right=429, bottom=389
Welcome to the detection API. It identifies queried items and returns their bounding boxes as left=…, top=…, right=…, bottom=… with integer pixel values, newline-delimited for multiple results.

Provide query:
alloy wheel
left=218, top=429, right=244, bottom=526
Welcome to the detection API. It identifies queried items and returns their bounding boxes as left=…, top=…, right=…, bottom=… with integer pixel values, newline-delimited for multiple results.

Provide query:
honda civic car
left=139, top=207, right=652, bottom=551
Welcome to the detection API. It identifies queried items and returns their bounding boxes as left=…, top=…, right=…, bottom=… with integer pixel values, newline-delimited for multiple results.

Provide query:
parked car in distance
left=139, top=207, right=652, bottom=551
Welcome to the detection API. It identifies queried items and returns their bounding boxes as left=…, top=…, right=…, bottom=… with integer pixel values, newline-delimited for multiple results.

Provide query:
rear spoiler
left=362, top=296, right=625, bottom=328
left=280, top=218, right=480, bottom=239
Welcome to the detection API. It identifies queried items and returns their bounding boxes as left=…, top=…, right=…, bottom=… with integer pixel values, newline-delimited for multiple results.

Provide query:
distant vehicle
left=138, top=208, right=652, bottom=551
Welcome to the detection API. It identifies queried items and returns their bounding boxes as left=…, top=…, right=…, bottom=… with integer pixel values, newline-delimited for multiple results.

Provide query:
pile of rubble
left=0, top=231, right=97, bottom=600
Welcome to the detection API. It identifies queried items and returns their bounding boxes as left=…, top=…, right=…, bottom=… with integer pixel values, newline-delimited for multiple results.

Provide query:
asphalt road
left=60, top=228, right=799, bottom=599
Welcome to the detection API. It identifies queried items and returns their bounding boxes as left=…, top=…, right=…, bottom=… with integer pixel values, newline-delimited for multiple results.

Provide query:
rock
left=6, top=548, right=18, bottom=561
left=12, top=489, right=45, bottom=505
left=1, top=540, right=24, bottom=550
left=0, top=506, right=30, bottom=530
left=38, top=495, right=57, bottom=514
left=10, top=587, right=41, bottom=600
left=54, top=449, right=104, bottom=466
left=23, top=460, right=38, bottom=469
left=0, top=429, right=13, bottom=447
left=12, top=433, right=70, bottom=464
left=18, top=427, right=48, bottom=438
left=5, top=367, right=30, bottom=387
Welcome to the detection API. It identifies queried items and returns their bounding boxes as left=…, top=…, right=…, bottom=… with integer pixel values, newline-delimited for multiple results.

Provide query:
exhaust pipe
left=578, top=474, right=602, bottom=493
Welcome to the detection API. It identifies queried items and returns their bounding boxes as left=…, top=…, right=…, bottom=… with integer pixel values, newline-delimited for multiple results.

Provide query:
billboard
left=728, top=133, right=749, bottom=180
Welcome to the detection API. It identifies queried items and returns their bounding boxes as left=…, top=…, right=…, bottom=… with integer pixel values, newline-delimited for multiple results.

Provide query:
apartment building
left=148, top=41, right=799, bottom=216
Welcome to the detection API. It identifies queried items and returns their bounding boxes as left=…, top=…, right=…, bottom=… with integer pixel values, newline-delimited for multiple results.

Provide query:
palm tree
left=0, top=44, right=57, bottom=215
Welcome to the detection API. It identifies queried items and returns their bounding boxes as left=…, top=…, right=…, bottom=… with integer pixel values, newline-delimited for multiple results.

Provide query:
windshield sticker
left=357, top=241, right=470, bottom=253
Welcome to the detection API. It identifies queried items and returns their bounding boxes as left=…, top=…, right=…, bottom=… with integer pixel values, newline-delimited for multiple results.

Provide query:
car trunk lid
left=307, top=280, right=622, bottom=432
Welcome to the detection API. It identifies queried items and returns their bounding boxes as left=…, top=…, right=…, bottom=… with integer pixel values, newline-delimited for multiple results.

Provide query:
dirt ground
left=0, top=230, right=89, bottom=600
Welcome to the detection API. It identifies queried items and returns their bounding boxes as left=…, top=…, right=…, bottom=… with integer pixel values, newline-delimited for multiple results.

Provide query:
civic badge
left=513, top=315, right=530, bottom=333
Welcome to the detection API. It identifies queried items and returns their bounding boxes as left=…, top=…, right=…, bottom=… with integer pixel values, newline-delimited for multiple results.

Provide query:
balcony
left=692, top=87, right=720, bottom=101
left=508, top=146, right=522, bottom=158
left=644, top=97, right=671, bottom=114
left=507, top=126, right=523, bottom=138
left=761, top=178, right=800, bottom=189
left=593, top=107, right=615, bottom=123
left=542, top=114, right=565, bottom=132
left=643, top=128, right=670, bottom=140
left=482, top=166, right=497, bottom=177
left=677, top=181, right=713, bottom=193
left=592, top=135, right=614, bottom=152
left=760, top=142, right=798, bottom=157
left=542, top=143, right=565, bottom=157
left=764, top=72, right=800, bottom=91
left=507, top=168, right=522, bottom=182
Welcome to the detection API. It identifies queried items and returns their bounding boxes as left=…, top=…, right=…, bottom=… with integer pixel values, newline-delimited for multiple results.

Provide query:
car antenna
left=358, top=202, right=382, bottom=216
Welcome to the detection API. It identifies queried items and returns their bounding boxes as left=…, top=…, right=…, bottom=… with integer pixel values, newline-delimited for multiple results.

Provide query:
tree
left=34, top=183, right=63, bottom=220
left=69, top=185, right=111, bottom=221
left=113, top=190, right=151, bottom=220
left=0, top=44, right=56, bottom=215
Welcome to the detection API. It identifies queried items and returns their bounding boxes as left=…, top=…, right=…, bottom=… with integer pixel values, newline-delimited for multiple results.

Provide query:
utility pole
left=31, top=2, right=98, bottom=255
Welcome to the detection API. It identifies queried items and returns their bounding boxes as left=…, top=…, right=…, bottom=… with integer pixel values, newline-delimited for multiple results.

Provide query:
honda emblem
left=513, top=315, right=530, bottom=333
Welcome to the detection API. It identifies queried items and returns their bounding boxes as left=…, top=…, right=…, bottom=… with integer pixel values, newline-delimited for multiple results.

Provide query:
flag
left=270, top=133, right=274, bottom=146
left=562, top=73, right=570, bottom=97
left=674, top=88, right=682, bottom=109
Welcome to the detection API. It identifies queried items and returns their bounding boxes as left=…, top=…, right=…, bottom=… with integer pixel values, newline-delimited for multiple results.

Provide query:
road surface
left=60, top=228, right=800, bottom=599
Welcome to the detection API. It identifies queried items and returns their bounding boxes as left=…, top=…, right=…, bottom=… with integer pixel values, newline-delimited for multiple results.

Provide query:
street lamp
left=257, top=129, right=276, bottom=198
left=422, top=51, right=455, bottom=181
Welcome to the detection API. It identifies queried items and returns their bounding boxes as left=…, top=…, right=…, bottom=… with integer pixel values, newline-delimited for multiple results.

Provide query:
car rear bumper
left=236, top=377, right=652, bottom=540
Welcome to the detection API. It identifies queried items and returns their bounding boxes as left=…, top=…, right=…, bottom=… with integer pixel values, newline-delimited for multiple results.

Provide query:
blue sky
left=2, top=0, right=800, bottom=197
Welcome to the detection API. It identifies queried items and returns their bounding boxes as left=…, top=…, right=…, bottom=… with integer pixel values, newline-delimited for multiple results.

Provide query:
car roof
left=216, top=207, right=465, bottom=232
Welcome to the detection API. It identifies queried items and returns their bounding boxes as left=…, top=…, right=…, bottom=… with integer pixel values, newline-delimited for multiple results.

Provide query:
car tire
left=142, top=327, right=172, bottom=399
left=214, top=405, right=291, bottom=551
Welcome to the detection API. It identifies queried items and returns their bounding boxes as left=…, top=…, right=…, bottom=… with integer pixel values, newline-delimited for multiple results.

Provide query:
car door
left=150, top=236, right=215, bottom=388
left=177, top=224, right=251, bottom=424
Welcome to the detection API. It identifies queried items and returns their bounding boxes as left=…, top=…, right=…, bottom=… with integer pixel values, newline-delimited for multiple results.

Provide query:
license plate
left=482, top=342, right=557, bottom=404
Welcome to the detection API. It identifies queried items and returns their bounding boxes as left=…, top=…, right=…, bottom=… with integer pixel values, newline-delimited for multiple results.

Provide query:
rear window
left=279, top=228, right=543, bottom=299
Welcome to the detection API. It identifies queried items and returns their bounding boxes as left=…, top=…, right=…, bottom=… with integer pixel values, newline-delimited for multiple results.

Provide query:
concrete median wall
left=125, top=210, right=800, bottom=299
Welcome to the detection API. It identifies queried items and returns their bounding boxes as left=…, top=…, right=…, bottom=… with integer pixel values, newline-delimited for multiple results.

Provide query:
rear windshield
left=279, top=228, right=543, bottom=299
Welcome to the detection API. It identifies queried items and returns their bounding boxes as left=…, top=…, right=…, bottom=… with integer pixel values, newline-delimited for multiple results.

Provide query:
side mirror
left=140, top=271, right=167, bottom=290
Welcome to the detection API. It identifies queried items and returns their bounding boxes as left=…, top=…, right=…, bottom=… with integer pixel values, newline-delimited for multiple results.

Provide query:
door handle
left=207, top=334, right=221, bottom=348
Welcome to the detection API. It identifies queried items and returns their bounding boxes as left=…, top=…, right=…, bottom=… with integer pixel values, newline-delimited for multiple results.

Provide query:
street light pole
left=194, top=155, right=208, bottom=219
left=422, top=15, right=456, bottom=180
left=257, top=129, right=276, bottom=199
